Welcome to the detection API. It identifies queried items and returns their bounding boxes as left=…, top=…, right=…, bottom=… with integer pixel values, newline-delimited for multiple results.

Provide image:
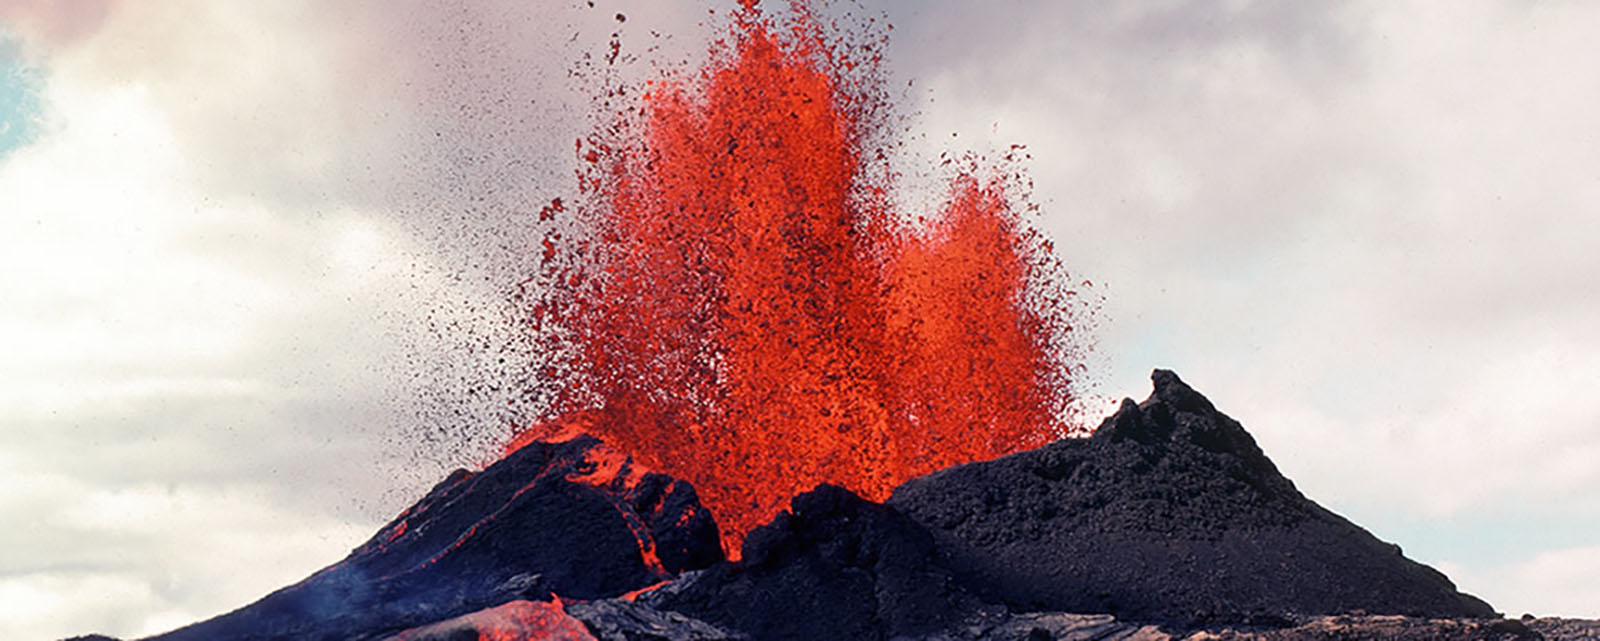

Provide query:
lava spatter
left=522, top=1, right=1096, bottom=553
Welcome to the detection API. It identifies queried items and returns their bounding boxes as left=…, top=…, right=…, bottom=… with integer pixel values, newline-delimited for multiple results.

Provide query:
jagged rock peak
left=1097, top=369, right=1230, bottom=440
left=1150, top=368, right=1212, bottom=408
left=1093, top=370, right=1281, bottom=484
left=889, top=368, right=1496, bottom=625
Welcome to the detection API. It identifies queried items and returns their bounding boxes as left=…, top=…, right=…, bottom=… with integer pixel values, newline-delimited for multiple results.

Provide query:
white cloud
left=0, top=572, right=187, bottom=640
left=1439, top=544, right=1600, bottom=619
left=0, top=463, right=373, bottom=639
left=0, top=4, right=507, bottom=638
left=0, top=81, right=269, bottom=380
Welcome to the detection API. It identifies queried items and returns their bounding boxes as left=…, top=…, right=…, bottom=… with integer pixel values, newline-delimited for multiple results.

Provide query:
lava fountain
left=516, top=1, right=1095, bottom=553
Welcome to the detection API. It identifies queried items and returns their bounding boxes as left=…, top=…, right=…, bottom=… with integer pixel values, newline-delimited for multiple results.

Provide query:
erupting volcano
left=47, top=2, right=1600, bottom=641
left=518, top=1, right=1094, bottom=552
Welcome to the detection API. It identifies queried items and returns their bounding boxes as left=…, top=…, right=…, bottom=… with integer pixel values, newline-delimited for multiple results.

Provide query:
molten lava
left=386, top=599, right=597, bottom=641
left=522, top=2, right=1093, bottom=553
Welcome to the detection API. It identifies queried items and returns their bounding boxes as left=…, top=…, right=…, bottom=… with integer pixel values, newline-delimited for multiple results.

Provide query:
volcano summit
left=74, top=370, right=1600, bottom=641
left=888, top=369, right=1495, bottom=625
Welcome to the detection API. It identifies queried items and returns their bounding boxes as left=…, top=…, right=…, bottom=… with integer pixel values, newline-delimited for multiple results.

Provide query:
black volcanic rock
left=566, top=599, right=740, bottom=640
left=888, top=369, right=1496, bottom=626
left=652, top=484, right=982, bottom=641
left=146, top=434, right=722, bottom=641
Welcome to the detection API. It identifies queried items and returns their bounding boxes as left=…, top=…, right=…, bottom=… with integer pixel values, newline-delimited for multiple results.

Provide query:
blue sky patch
left=0, top=34, right=43, bottom=159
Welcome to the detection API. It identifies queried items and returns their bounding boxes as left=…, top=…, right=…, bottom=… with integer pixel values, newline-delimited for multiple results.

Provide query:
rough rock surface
left=144, top=433, right=722, bottom=641
left=889, top=369, right=1495, bottom=626
left=652, top=484, right=983, bottom=640
left=1526, top=618, right=1600, bottom=641
left=566, top=598, right=740, bottom=640
left=918, top=611, right=1168, bottom=640
left=1189, top=613, right=1567, bottom=640
left=371, top=601, right=1600, bottom=641
left=925, top=612, right=1600, bottom=640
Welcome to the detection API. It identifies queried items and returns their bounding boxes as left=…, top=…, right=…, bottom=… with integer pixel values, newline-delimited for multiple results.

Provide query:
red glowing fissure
left=517, top=2, right=1091, bottom=555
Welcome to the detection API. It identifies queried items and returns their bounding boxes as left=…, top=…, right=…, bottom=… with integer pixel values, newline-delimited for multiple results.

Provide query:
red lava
left=520, top=1, right=1093, bottom=554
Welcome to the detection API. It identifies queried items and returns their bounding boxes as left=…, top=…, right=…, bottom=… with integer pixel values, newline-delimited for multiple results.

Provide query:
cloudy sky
left=3, top=1, right=1598, bottom=638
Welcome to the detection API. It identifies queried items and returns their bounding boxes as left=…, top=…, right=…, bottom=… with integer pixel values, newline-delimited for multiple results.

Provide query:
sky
left=2, top=1, right=1597, bottom=639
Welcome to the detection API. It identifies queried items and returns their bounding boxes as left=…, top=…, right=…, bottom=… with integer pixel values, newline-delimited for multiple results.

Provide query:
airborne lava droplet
left=519, top=2, right=1096, bottom=554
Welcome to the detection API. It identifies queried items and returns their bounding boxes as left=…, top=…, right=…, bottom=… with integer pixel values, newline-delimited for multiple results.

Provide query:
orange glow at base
left=521, top=2, right=1093, bottom=555
left=387, top=600, right=597, bottom=641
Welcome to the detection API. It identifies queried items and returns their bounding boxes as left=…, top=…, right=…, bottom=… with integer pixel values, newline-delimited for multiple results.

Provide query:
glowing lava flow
left=524, top=2, right=1093, bottom=553
left=386, top=599, right=596, bottom=641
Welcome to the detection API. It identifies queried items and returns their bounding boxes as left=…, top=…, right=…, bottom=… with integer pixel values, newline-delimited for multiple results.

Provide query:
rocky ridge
left=142, top=430, right=722, bottom=641
left=888, top=369, right=1493, bottom=624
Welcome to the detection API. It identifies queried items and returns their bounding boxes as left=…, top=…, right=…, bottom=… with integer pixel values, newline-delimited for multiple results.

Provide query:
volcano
left=73, top=370, right=1600, bottom=641
left=138, top=424, right=722, bottom=641
left=886, top=370, right=1495, bottom=625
